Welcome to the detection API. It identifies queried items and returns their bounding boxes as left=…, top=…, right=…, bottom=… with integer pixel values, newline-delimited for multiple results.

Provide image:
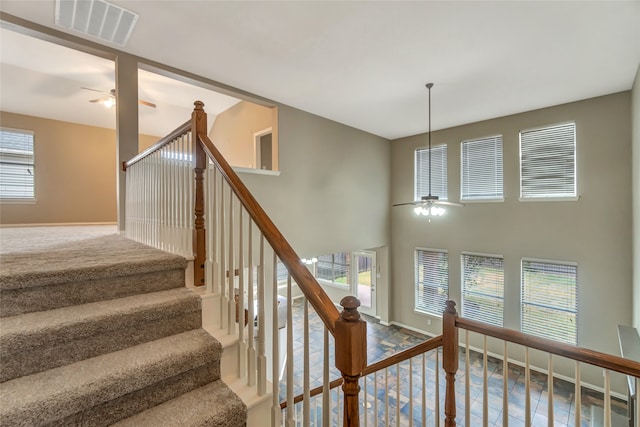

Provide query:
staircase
left=0, top=232, right=247, bottom=426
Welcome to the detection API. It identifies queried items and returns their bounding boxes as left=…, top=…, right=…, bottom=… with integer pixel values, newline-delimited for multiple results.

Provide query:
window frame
left=519, top=121, right=578, bottom=201
left=461, top=252, right=505, bottom=327
left=521, top=257, right=578, bottom=345
left=414, top=247, right=449, bottom=317
left=0, top=127, right=36, bottom=202
left=315, top=252, right=351, bottom=289
left=460, top=135, right=504, bottom=202
left=415, top=144, right=448, bottom=201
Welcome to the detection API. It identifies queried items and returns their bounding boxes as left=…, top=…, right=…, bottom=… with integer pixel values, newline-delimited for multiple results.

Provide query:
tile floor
left=280, top=298, right=628, bottom=426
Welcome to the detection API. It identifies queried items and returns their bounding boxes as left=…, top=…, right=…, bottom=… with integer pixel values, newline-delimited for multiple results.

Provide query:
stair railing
left=283, top=299, right=640, bottom=426
left=123, top=101, right=640, bottom=426
left=123, top=101, right=367, bottom=426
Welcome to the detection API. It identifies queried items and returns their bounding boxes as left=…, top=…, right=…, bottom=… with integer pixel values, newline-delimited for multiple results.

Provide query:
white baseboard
left=0, top=222, right=117, bottom=227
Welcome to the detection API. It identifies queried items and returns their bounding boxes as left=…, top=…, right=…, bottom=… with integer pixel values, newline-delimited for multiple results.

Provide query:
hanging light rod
left=393, top=82, right=463, bottom=218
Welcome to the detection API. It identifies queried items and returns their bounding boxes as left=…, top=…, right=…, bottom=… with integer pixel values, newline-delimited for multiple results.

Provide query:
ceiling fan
left=81, top=87, right=156, bottom=108
left=393, top=83, right=463, bottom=218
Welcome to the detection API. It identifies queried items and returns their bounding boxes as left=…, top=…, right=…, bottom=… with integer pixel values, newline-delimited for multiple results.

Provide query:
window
left=461, top=136, right=503, bottom=200
left=520, top=122, right=576, bottom=199
left=415, top=248, right=448, bottom=316
left=461, top=254, right=504, bottom=326
left=316, top=252, right=351, bottom=286
left=521, top=259, right=577, bottom=345
left=0, top=128, right=35, bottom=200
left=415, top=145, right=447, bottom=200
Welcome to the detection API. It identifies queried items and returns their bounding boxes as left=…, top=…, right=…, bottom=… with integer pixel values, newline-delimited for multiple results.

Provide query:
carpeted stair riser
left=0, top=289, right=202, bottom=382
left=113, top=380, right=247, bottom=427
left=0, top=329, right=222, bottom=426
left=0, top=268, right=185, bottom=317
left=55, top=364, right=218, bottom=427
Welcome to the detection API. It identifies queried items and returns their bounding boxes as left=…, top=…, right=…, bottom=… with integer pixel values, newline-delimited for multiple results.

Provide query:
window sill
left=413, top=308, right=443, bottom=319
left=460, top=198, right=505, bottom=203
left=233, top=166, right=281, bottom=176
left=317, top=278, right=350, bottom=290
left=0, top=199, right=36, bottom=204
left=518, top=196, right=580, bottom=202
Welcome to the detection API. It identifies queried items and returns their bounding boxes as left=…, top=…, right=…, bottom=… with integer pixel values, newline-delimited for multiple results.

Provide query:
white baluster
left=396, top=363, right=400, bottom=427
left=483, top=335, right=488, bottom=427
left=227, top=190, right=235, bottom=335
left=465, top=330, right=470, bottom=426
left=219, top=182, right=227, bottom=330
left=272, top=252, right=281, bottom=427
left=604, top=369, right=611, bottom=427
left=238, top=208, right=246, bottom=379
left=286, top=274, right=294, bottom=427
left=303, top=298, right=310, bottom=427
left=257, top=235, right=267, bottom=396
left=436, top=349, right=440, bottom=427
left=247, top=220, right=256, bottom=387
left=525, top=347, right=531, bottom=427
left=385, top=367, right=389, bottom=426
left=548, top=354, right=554, bottom=426
left=322, top=328, right=330, bottom=427
left=409, top=357, right=413, bottom=427
left=503, top=341, right=509, bottom=426
left=421, top=353, right=426, bottom=427
left=574, top=362, right=581, bottom=427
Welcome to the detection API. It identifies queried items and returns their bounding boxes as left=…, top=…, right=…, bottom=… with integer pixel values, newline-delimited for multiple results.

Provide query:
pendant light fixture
left=393, top=83, right=463, bottom=219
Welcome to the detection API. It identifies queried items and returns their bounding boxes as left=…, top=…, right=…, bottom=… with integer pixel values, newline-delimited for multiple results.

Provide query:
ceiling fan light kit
left=393, top=82, right=463, bottom=220
left=81, top=87, right=156, bottom=109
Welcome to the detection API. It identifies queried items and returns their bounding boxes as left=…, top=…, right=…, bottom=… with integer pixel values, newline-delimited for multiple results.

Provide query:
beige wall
left=391, top=92, right=632, bottom=387
left=237, top=104, right=392, bottom=321
left=633, top=65, right=640, bottom=331
left=209, top=101, right=278, bottom=170
left=0, top=111, right=158, bottom=225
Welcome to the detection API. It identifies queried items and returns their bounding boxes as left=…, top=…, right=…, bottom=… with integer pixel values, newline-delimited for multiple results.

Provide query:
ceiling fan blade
left=393, top=201, right=424, bottom=207
left=434, top=200, right=464, bottom=207
left=81, top=87, right=112, bottom=95
left=89, top=96, right=111, bottom=103
left=139, top=99, right=157, bottom=108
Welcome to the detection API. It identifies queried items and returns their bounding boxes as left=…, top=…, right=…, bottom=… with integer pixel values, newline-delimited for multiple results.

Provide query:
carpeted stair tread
left=0, top=288, right=202, bottom=382
left=0, top=234, right=187, bottom=290
left=0, top=329, right=222, bottom=426
left=112, top=380, right=247, bottom=427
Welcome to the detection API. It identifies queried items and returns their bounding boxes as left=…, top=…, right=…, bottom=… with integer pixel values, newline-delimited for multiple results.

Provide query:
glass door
left=352, top=251, right=376, bottom=317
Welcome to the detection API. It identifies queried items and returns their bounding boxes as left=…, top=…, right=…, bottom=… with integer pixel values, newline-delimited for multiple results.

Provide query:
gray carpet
left=0, top=226, right=247, bottom=426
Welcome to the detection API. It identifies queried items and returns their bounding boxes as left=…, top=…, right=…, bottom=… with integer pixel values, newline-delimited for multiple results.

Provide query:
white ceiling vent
left=55, top=0, right=138, bottom=46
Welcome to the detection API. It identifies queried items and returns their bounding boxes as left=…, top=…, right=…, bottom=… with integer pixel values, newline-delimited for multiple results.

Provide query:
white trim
left=519, top=120, right=576, bottom=135
left=521, top=256, right=577, bottom=267
left=0, top=222, right=117, bottom=227
left=461, top=250, right=504, bottom=259
left=389, top=321, right=438, bottom=338
left=233, top=166, right=280, bottom=176
left=0, top=199, right=36, bottom=204
left=460, top=198, right=504, bottom=203
left=518, top=196, right=580, bottom=202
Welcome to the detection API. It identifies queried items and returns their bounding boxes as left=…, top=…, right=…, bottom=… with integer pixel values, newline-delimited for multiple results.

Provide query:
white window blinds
left=521, top=259, right=577, bottom=345
left=520, top=122, right=576, bottom=199
left=461, top=136, right=503, bottom=200
left=461, top=254, right=504, bottom=326
left=415, top=249, right=448, bottom=316
left=415, top=145, right=447, bottom=200
left=0, top=128, right=35, bottom=200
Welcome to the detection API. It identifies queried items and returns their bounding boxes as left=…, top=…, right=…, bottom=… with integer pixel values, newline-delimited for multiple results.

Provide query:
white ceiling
left=1, top=0, right=639, bottom=140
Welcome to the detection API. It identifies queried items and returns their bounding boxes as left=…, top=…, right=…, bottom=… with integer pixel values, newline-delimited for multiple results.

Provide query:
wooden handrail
left=456, top=316, right=640, bottom=377
left=122, top=120, right=191, bottom=171
left=195, top=131, right=341, bottom=333
left=362, top=334, right=443, bottom=375
left=280, top=335, right=444, bottom=409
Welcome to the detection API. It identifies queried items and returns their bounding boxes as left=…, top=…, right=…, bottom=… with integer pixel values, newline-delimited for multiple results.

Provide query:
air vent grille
left=55, top=0, right=138, bottom=46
